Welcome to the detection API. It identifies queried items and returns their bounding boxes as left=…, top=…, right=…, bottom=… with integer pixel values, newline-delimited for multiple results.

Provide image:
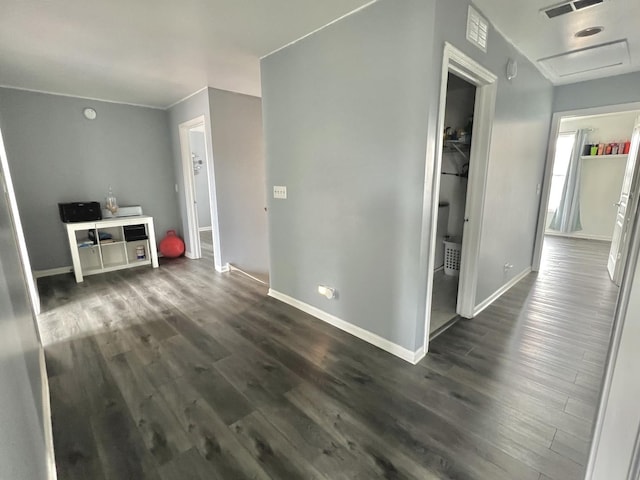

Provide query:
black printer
left=58, top=202, right=102, bottom=223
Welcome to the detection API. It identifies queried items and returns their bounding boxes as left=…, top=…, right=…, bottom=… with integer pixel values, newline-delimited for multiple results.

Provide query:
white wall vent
left=466, top=6, right=488, bottom=52
left=542, top=0, right=604, bottom=19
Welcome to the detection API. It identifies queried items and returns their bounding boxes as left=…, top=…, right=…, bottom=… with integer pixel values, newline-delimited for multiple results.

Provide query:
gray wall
left=554, top=71, right=640, bottom=113
left=209, top=88, right=268, bottom=276
left=0, top=88, right=179, bottom=271
left=261, top=0, right=553, bottom=351
left=189, top=130, right=212, bottom=229
left=262, top=0, right=438, bottom=350
left=168, top=88, right=268, bottom=275
left=167, top=89, right=219, bottom=263
left=0, top=127, right=50, bottom=478
left=430, top=1, right=554, bottom=313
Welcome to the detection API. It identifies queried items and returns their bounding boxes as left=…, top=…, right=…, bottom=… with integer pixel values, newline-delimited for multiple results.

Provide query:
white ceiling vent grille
left=542, top=0, right=604, bottom=19
left=466, top=6, right=488, bottom=52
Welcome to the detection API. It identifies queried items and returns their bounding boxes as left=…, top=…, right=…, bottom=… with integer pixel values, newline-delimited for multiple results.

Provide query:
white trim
left=165, top=86, right=208, bottom=110
left=198, top=226, right=213, bottom=232
left=179, top=116, right=206, bottom=261
left=33, top=266, right=73, bottom=279
left=260, top=0, right=379, bottom=59
left=0, top=129, right=41, bottom=314
left=0, top=84, right=163, bottom=110
left=422, top=42, right=498, bottom=351
left=184, top=251, right=196, bottom=260
left=473, top=267, right=531, bottom=316
left=268, top=289, right=424, bottom=364
left=39, top=347, right=57, bottom=480
left=533, top=101, right=640, bottom=271
left=216, top=263, right=230, bottom=273
left=228, top=264, right=268, bottom=285
left=545, top=231, right=612, bottom=242
left=178, top=115, right=225, bottom=272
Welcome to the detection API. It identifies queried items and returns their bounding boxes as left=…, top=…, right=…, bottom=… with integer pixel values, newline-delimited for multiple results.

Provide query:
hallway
left=38, top=236, right=617, bottom=479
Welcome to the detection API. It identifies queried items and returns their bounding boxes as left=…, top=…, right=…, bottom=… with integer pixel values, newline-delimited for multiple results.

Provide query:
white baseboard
left=268, top=289, right=424, bottom=364
left=216, top=263, right=230, bottom=273
left=545, top=231, right=611, bottom=242
left=473, top=267, right=531, bottom=316
left=434, top=265, right=444, bottom=273
left=228, top=264, right=268, bottom=285
left=198, top=226, right=213, bottom=232
left=33, top=266, right=73, bottom=279
left=184, top=251, right=196, bottom=260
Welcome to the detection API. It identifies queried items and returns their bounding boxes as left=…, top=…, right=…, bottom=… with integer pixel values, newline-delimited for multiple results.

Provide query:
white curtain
left=549, top=129, right=587, bottom=233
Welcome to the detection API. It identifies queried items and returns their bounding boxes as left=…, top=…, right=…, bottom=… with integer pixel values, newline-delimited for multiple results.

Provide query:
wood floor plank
left=38, top=236, right=617, bottom=479
left=231, top=410, right=329, bottom=480
left=157, top=376, right=272, bottom=480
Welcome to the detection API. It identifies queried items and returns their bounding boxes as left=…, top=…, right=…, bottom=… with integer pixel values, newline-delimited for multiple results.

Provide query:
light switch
left=273, top=186, right=287, bottom=199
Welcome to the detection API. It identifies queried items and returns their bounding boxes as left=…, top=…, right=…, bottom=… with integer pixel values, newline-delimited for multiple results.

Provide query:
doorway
left=533, top=105, right=640, bottom=282
left=188, top=125, right=214, bottom=261
left=430, top=73, right=476, bottom=335
left=422, top=42, right=498, bottom=353
left=178, top=116, right=221, bottom=269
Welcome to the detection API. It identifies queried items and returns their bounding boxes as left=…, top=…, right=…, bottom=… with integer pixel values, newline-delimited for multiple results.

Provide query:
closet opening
left=420, top=42, right=497, bottom=358
left=430, top=73, right=476, bottom=336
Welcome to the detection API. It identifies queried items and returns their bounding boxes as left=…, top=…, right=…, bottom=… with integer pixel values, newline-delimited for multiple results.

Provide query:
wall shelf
left=581, top=154, right=628, bottom=160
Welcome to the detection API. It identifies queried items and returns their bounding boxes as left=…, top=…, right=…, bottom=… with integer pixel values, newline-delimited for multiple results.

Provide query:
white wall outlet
left=536, top=183, right=541, bottom=195
left=503, top=262, right=514, bottom=272
left=318, top=285, right=336, bottom=299
left=273, top=185, right=287, bottom=199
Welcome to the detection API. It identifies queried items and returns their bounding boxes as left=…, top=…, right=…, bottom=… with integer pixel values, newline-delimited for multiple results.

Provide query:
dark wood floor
left=37, top=236, right=618, bottom=480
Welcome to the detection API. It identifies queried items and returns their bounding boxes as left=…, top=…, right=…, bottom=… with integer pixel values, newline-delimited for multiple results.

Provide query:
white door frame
left=422, top=42, right=497, bottom=351
left=178, top=116, right=224, bottom=270
left=532, top=101, right=640, bottom=271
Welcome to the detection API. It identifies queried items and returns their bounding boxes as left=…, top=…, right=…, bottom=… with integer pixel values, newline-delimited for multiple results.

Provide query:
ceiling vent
left=542, top=0, right=604, bottom=18
left=467, top=6, right=488, bottom=52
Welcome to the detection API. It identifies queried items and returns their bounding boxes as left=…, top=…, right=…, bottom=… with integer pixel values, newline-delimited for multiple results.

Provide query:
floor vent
left=542, top=0, right=604, bottom=18
left=466, top=6, right=488, bottom=52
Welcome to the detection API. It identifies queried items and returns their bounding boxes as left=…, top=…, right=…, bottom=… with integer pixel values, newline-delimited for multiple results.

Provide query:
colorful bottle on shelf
left=612, top=143, right=619, bottom=155
left=598, top=143, right=605, bottom=155
left=624, top=140, right=631, bottom=155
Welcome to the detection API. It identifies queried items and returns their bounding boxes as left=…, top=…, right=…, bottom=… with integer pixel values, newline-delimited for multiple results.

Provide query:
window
left=548, top=133, right=576, bottom=212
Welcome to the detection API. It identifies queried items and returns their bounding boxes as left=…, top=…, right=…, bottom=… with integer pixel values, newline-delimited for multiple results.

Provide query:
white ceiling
left=3, top=0, right=639, bottom=108
left=0, top=0, right=372, bottom=108
left=473, top=0, right=640, bottom=84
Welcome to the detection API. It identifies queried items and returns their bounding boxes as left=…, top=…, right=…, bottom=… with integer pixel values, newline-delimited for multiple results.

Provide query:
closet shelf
left=443, top=140, right=470, bottom=160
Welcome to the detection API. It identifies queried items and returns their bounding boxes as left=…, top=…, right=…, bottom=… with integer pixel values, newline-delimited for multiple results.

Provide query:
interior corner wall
left=553, top=71, right=640, bottom=113
left=261, top=0, right=438, bottom=352
left=0, top=126, right=50, bottom=479
left=208, top=88, right=268, bottom=276
left=431, top=2, right=554, bottom=316
left=0, top=88, right=179, bottom=271
left=167, top=89, right=218, bottom=260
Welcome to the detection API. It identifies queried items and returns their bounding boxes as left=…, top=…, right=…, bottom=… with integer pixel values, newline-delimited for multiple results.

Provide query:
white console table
left=64, top=215, right=159, bottom=283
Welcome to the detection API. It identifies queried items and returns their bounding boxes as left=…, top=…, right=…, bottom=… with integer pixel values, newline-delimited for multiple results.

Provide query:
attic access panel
left=538, top=39, right=629, bottom=77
